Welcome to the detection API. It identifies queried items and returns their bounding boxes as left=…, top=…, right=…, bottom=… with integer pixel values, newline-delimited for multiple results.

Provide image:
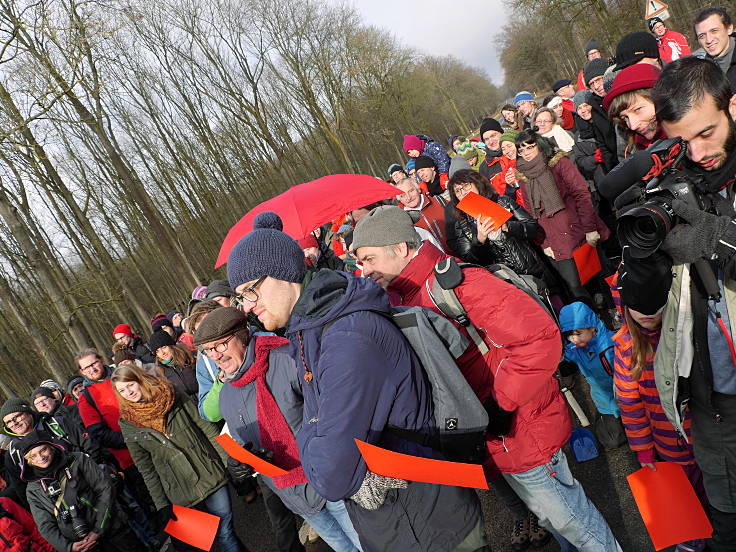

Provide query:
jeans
left=502, top=449, right=621, bottom=552
left=203, top=485, right=241, bottom=552
left=305, top=500, right=363, bottom=552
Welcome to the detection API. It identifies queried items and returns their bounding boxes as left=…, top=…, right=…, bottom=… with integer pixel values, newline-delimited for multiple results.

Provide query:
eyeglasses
left=201, top=334, right=236, bottom=357
left=535, top=118, right=554, bottom=125
left=453, top=183, right=474, bottom=194
left=518, top=144, right=538, bottom=153
left=81, top=359, right=101, bottom=372
left=231, top=276, right=266, bottom=309
left=4, top=414, right=26, bottom=428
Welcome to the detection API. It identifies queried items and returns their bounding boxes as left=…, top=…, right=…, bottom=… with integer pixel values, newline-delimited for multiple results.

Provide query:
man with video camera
left=612, top=56, right=736, bottom=550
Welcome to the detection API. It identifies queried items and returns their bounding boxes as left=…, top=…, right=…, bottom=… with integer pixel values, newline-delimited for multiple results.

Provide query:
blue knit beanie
left=227, top=212, right=307, bottom=289
left=513, top=91, right=534, bottom=105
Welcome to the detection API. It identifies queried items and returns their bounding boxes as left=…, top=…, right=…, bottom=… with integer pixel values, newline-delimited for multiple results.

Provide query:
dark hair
left=652, top=57, right=733, bottom=123
left=694, top=7, right=732, bottom=31
left=514, top=129, right=555, bottom=160
left=500, top=103, right=517, bottom=113
left=447, top=170, right=497, bottom=219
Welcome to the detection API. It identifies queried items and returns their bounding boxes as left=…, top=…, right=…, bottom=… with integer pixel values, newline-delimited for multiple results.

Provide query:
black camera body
left=614, top=138, right=707, bottom=258
left=58, top=504, right=90, bottom=539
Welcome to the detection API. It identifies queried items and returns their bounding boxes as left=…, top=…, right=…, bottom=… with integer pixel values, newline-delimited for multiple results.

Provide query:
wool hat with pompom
left=227, top=211, right=307, bottom=289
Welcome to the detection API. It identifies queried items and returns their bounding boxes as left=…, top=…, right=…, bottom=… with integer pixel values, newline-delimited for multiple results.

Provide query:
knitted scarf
left=119, top=379, right=175, bottom=436
left=517, top=153, right=565, bottom=218
left=231, top=335, right=307, bottom=489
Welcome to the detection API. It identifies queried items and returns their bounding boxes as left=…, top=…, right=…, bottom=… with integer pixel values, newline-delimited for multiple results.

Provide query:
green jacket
left=119, top=393, right=228, bottom=509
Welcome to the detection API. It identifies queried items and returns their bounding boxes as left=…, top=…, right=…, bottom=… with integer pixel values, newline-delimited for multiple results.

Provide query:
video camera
left=599, top=137, right=709, bottom=258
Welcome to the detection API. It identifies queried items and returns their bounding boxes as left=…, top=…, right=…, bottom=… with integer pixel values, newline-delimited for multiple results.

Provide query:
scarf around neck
left=231, top=335, right=307, bottom=489
left=517, top=153, right=566, bottom=218
left=119, top=379, right=175, bottom=436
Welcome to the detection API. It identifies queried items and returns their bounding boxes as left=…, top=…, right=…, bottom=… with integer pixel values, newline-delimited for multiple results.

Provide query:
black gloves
left=483, top=395, right=515, bottom=437
left=156, top=504, right=177, bottom=529
left=661, top=200, right=731, bottom=264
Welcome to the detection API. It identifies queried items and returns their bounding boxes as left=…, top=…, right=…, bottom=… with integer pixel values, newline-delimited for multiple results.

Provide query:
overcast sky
left=337, top=0, right=508, bottom=85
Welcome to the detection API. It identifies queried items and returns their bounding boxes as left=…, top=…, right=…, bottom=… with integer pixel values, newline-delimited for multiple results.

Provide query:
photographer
left=616, top=57, right=736, bottom=550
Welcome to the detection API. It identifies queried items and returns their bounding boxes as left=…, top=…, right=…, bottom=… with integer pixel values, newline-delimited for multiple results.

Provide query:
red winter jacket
left=386, top=243, right=571, bottom=473
left=77, top=379, right=134, bottom=470
left=657, top=30, right=691, bottom=63
left=0, top=497, right=52, bottom=552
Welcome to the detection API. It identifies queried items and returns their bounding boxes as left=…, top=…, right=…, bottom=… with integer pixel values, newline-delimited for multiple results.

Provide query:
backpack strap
left=427, top=258, right=490, bottom=355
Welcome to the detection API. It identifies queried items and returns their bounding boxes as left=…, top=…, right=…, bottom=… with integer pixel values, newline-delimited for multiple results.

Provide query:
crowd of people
left=0, top=6, right=735, bottom=552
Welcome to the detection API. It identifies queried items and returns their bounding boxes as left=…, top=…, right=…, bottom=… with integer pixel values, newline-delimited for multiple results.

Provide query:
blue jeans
left=203, top=485, right=241, bottom=552
left=305, top=500, right=363, bottom=552
left=502, top=449, right=621, bottom=552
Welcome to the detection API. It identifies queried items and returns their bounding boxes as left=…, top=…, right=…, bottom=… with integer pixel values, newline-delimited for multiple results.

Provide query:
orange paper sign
left=456, top=192, right=513, bottom=230
left=165, top=505, right=220, bottom=551
left=355, top=439, right=488, bottom=489
left=215, top=434, right=288, bottom=477
left=573, top=242, right=602, bottom=285
left=627, top=462, right=712, bottom=550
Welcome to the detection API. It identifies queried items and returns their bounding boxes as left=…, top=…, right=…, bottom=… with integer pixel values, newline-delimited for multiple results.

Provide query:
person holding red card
left=514, top=129, right=609, bottom=303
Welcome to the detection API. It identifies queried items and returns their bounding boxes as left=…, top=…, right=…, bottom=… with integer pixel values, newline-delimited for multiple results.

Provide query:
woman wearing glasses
left=514, top=130, right=610, bottom=303
left=112, top=364, right=245, bottom=552
left=533, top=107, right=575, bottom=153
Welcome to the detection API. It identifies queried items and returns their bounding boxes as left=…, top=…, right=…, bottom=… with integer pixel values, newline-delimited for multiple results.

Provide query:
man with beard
left=604, top=64, right=664, bottom=157
left=617, top=56, right=736, bottom=550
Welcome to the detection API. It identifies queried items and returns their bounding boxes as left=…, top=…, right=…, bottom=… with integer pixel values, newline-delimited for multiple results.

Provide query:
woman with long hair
left=147, top=330, right=198, bottom=402
left=514, top=129, right=609, bottom=303
left=446, top=169, right=554, bottom=286
left=112, top=365, right=244, bottom=552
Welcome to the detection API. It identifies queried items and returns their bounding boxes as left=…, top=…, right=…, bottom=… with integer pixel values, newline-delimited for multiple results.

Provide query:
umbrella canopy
left=215, top=174, right=401, bottom=267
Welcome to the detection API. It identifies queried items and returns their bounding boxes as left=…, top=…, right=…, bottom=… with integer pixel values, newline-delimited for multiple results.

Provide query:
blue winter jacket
left=195, top=351, right=218, bottom=421
left=560, top=302, right=620, bottom=416
left=417, top=134, right=451, bottom=174
left=288, top=270, right=434, bottom=501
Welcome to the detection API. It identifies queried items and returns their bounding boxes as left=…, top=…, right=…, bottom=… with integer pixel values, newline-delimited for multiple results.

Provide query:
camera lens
left=617, top=201, right=673, bottom=257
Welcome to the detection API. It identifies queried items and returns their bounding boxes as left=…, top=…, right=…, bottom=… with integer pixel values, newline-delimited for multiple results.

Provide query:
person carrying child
left=560, top=301, right=626, bottom=449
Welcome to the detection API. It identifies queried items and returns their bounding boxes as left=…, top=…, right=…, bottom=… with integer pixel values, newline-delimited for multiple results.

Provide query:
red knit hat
left=112, top=323, right=133, bottom=338
left=297, top=234, right=318, bottom=249
left=602, top=64, right=661, bottom=111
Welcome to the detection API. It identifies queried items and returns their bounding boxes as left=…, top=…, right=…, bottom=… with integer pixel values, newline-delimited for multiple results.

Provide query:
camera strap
left=694, top=259, right=736, bottom=368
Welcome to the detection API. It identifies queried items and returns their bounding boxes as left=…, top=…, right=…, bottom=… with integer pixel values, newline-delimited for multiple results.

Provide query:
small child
left=560, top=302, right=625, bottom=449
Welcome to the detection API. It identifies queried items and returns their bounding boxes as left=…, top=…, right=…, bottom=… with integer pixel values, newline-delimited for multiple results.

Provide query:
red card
left=627, top=462, right=712, bottom=550
left=456, top=192, right=513, bottom=230
left=165, top=505, right=220, bottom=551
left=215, top=434, right=288, bottom=477
left=573, top=242, right=602, bottom=285
left=355, top=439, right=488, bottom=489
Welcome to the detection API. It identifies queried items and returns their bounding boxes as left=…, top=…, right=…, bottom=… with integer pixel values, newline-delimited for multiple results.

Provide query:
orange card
left=165, top=505, right=220, bottom=551
left=456, top=192, right=513, bottom=230
left=627, top=462, right=712, bottom=550
left=573, top=242, right=602, bottom=285
left=215, top=434, right=288, bottom=477
left=355, top=439, right=488, bottom=489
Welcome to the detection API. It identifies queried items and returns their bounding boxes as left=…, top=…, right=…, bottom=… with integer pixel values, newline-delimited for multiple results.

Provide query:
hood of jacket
left=18, top=434, right=69, bottom=483
left=288, top=269, right=390, bottom=334
left=560, top=301, right=613, bottom=355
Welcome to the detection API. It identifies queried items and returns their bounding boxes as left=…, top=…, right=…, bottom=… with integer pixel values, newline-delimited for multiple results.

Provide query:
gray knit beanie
left=584, top=58, right=610, bottom=87
left=351, top=206, right=421, bottom=252
left=227, top=212, right=307, bottom=289
left=0, top=398, right=33, bottom=422
left=573, top=90, right=593, bottom=111
left=192, top=307, right=248, bottom=346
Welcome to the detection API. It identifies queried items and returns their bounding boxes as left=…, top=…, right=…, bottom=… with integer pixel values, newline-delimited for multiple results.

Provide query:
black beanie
left=147, top=329, right=176, bottom=354
left=413, top=155, right=437, bottom=171
left=552, top=79, right=572, bottom=93
left=0, top=398, right=34, bottom=422
left=584, top=58, right=610, bottom=86
left=30, top=387, right=56, bottom=404
left=479, top=118, right=503, bottom=138
left=66, top=376, right=84, bottom=396
left=584, top=38, right=600, bottom=56
left=614, top=31, right=659, bottom=71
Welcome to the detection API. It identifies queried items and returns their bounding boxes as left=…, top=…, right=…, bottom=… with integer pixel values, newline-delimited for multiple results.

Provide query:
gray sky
left=338, top=0, right=508, bottom=85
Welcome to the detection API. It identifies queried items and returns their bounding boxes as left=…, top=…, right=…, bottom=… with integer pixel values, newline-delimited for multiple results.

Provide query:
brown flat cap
left=192, top=307, right=247, bottom=346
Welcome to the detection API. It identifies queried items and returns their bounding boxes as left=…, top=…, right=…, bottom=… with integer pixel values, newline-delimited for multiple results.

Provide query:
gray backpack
left=324, top=305, right=489, bottom=463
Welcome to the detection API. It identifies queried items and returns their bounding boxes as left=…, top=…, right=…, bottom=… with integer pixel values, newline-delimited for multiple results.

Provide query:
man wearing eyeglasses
left=225, top=211, right=486, bottom=552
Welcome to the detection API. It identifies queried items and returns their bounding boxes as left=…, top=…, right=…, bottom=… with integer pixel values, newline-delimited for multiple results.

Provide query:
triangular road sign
left=645, top=0, right=669, bottom=19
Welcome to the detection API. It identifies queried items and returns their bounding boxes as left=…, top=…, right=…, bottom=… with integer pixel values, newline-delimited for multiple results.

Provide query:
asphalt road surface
left=213, top=374, right=670, bottom=552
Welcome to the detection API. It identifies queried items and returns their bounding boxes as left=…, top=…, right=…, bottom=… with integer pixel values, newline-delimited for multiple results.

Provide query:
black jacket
left=588, top=95, right=618, bottom=173
left=445, top=194, right=550, bottom=282
left=130, top=336, right=155, bottom=364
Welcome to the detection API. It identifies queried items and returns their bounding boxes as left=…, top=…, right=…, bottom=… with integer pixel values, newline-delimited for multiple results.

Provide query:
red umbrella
left=215, top=174, right=401, bottom=267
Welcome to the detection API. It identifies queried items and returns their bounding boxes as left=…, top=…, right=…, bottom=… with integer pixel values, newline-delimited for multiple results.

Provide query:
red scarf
left=231, top=336, right=308, bottom=489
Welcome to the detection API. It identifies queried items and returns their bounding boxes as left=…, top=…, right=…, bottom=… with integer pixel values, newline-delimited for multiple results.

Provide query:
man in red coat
left=649, top=16, right=691, bottom=63
left=351, top=206, right=622, bottom=552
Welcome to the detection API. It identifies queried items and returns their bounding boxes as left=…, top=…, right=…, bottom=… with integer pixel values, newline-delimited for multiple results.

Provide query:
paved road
left=223, top=374, right=663, bottom=552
